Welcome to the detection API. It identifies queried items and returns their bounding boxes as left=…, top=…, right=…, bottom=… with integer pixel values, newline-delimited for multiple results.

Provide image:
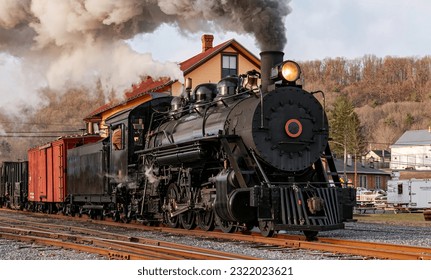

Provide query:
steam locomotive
left=1, top=51, right=355, bottom=239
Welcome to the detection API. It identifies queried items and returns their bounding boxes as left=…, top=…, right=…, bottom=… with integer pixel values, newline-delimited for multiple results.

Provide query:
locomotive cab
left=105, top=93, right=173, bottom=189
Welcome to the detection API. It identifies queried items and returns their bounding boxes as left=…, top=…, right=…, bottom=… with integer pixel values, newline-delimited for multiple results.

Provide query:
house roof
left=180, top=39, right=260, bottom=74
left=391, top=129, right=431, bottom=146
left=85, top=77, right=174, bottom=120
left=333, top=158, right=390, bottom=175
left=85, top=38, right=260, bottom=120
left=124, top=77, right=173, bottom=100
left=369, top=150, right=391, bottom=158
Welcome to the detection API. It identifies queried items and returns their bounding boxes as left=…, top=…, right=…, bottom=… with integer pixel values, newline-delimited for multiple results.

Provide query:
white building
left=390, top=129, right=431, bottom=171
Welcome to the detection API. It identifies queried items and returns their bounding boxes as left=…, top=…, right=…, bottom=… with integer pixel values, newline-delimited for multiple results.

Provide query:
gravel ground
left=0, top=239, right=107, bottom=260
left=0, top=212, right=430, bottom=260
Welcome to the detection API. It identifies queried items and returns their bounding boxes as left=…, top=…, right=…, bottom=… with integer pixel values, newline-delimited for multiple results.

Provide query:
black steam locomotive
left=65, top=51, right=355, bottom=238
left=1, top=51, right=355, bottom=239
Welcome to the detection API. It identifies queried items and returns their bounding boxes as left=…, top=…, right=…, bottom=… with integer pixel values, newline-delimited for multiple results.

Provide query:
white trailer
left=387, top=178, right=431, bottom=210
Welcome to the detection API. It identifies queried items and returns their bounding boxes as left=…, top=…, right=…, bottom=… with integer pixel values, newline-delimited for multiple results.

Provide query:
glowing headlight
left=281, top=61, right=301, bottom=82
left=270, top=60, right=301, bottom=83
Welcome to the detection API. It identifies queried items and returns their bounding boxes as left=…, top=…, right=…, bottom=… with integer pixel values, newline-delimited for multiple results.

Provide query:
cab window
left=132, top=118, right=145, bottom=146
left=112, top=126, right=124, bottom=150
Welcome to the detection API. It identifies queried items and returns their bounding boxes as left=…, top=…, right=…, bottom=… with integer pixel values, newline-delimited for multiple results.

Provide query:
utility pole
left=330, top=140, right=347, bottom=187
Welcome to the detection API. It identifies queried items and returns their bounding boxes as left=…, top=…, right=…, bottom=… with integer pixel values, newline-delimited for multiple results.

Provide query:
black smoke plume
left=0, top=0, right=291, bottom=108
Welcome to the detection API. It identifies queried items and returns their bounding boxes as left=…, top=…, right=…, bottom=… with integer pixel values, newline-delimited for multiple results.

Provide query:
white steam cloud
left=0, top=0, right=291, bottom=111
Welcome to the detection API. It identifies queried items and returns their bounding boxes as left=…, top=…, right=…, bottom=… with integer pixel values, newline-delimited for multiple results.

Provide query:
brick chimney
left=201, top=34, right=214, bottom=52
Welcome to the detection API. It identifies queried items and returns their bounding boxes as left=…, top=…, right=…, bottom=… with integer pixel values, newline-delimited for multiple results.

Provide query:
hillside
left=0, top=88, right=106, bottom=162
left=300, top=55, right=431, bottom=150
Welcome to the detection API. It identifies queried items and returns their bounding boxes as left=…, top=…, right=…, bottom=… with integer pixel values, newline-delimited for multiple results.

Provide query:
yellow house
left=84, top=34, right=260, bottom=136
left=171, top=34, right=260, bottom=95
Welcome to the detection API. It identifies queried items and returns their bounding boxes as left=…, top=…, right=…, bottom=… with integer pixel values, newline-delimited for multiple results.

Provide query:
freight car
left=27, top=135, right=102, bottom=213
left=0, top=161, right=28, bottom=209
left=62, top=51, right=355, bottom=238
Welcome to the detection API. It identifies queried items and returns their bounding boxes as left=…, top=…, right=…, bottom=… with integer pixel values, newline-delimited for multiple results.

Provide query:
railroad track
left=0, top=215, right=258, bottom=260
left=1, top=208, right=430, bottom=260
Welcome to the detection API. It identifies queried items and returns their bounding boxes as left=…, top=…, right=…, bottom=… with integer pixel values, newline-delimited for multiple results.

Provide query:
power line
left=2, top=130, right=82, bottom=134
left=0, top=121, right=83, bottom=126
left=0, top=130, right=87, bottom=138
left=0, top=135, right=68, bottom=138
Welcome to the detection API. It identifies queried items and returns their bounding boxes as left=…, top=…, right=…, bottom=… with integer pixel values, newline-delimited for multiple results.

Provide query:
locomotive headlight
left=271, top=60, right=301, bottom=84
left=281, top=61, right=301, bottom=82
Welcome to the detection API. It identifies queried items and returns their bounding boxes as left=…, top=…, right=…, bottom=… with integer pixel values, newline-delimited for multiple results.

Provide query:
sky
left=1, top=0, right=431, bottom=115
left=128, top=0, right=431, bottom=62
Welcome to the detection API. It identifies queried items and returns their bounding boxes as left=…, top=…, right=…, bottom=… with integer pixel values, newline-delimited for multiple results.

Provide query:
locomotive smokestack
left=260, top=51, right=284, bottom=92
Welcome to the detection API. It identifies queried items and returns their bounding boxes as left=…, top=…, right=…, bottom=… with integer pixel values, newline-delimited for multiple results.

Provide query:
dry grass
left=354, top=212, right=430, bottom=226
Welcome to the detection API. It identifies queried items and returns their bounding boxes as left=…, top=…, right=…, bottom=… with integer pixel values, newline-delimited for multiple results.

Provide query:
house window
left=222, top=54, right=237, bottom=78
left=375, top=176, right=381, bottom=189
left=359, top=175, right=367, bottom=188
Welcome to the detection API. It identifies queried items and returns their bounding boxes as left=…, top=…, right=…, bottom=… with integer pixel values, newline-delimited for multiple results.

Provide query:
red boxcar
left=28, top=135, right=101, bottom=212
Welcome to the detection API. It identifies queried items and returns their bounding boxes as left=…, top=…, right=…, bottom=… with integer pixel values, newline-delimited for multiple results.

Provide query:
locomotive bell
left=242, top=70, right=260, bottom=91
